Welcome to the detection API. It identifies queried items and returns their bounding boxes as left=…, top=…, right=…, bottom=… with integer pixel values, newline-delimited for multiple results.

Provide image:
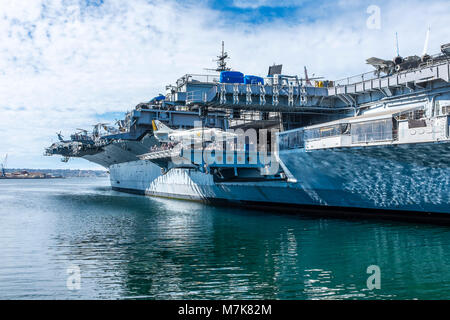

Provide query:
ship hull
left=278, top=141, right=450, bottom=214
left=109, top=141, right=450, bottom=216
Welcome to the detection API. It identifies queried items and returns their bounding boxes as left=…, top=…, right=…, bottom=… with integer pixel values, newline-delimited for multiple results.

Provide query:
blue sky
left=208, top=0, right=309, bottom=24
left=0, top=0, right=449, bottom=169
left=207, top=0, right=367, bottom=24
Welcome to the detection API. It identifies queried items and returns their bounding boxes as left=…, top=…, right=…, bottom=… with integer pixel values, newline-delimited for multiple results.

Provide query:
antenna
left=76, top=128, right=88, bottom=134
left=422, top=27, right=431, bottom=56
left=304, top=66, right=311, bottom=85
left=216, top=41, right=230, bottom=72
left=205, top=41, right=231, bottom=72
left=56, top=131, right=64, bottom=142
left=1, top=154, right=7, bottom=177
left=395, top=32, right=400, bottom=57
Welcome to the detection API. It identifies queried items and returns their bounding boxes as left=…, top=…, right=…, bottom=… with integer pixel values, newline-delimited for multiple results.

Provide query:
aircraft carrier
left=46, top=40, right=450, bottom=220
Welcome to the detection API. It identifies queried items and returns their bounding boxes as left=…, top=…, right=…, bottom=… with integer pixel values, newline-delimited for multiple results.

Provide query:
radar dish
left=268, top=64, right=282, bottom=76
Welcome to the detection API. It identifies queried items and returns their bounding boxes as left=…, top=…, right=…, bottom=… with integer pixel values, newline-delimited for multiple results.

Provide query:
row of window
left=278, top=119, right=394, bottom=150
left=351, top=119, right=393, bottom=144
left=304, top=124, right=349, bottom=141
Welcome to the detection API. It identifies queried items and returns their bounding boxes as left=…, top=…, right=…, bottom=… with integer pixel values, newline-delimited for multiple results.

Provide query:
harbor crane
left=1, top=154, right=8, bottom=177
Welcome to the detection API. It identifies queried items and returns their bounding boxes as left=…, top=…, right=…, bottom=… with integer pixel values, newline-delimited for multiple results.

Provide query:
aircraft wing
left=366, top=57, right=394, bottom=68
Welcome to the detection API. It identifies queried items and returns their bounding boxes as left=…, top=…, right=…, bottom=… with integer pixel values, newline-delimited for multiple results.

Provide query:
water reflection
left=1, top=178, right=450, bottom=299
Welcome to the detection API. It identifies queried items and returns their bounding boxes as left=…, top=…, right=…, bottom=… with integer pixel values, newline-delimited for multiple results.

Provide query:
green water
left=0, top=177, right=449, bottom=299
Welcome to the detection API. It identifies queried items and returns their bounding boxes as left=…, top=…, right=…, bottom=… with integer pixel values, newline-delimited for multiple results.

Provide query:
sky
left=0, top=0, right=449, bottom=169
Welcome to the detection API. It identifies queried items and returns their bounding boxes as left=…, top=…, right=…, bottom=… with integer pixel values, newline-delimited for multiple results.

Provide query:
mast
left=204, top=41, right=232, bottom=73
left=215, top=41, right=231, bottom=72
left=1, top=154, right=7, bottom=177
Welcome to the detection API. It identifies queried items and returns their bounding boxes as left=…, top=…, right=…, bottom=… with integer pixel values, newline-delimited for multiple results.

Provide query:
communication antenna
left=56, top=131, right=64, bottom=142
left=395, top=32, right=400, bottom=57
left=217, top=41, right=230, bottom=72
left=205, top=41, right=231, bottom=72
left=422, top=27, right=431, bottom=57
left=304, top=66, right=311, bottom=85
left=1, top=154, right=8, bottom=177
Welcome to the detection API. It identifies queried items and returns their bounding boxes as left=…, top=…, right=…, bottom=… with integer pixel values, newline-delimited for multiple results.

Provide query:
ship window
left=442, top=106, right=450, bottom=115
left=304, top=124, right=348, bottom=141
left=279, top=134, right=288, bottom=151
left=396, top=108, right=425, bottom=120
left=351, top=119, right=393, bottom=144
left=279, top=130, right=304, bottom=150
left=289, top=130, right=304, bottom=149
left=288, top=132, right=297, bottom=148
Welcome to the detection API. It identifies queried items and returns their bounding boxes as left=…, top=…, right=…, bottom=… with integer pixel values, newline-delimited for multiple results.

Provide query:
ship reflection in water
left=0, top=178, right=450, bottom=300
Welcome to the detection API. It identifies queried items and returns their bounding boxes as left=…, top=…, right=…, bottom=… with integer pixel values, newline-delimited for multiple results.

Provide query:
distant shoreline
left=0, top=176, right=64, bottom=180
left=2, top=169, right=108, bottom=179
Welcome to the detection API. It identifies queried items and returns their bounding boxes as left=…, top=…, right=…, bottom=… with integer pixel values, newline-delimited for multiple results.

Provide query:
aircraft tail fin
left=152, top=120, right=173, bottom=133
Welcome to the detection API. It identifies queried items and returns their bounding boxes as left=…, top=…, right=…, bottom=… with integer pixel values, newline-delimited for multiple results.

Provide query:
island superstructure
left=46, top=41, right=450, bottom=218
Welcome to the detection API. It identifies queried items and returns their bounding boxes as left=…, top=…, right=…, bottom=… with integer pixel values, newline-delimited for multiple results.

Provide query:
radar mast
left=205, top=41, right=231, bottom=73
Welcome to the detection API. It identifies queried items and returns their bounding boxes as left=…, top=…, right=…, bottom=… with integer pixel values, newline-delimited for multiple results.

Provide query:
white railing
left=333, top=58, right=450, bottom=87
left=177, top=74, right=220, bottom=87
left=139, top=145, right=182, bottom=160
left=333, top=71, right=380, bottom=87
left=186, top=90, right=208, bottom=104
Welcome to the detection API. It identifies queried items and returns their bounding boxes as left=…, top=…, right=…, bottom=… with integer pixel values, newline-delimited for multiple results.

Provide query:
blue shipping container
left=150, top=94, right=165, bottom=103
left=220, top=71, right=244, bottom=84
left=244, top=75, right=264, bottom=85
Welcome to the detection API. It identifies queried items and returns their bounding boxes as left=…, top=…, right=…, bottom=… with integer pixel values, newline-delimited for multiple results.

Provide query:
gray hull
left=278, top=142, right=450, bottom=214
left=108, top=141, right=450, bottom=215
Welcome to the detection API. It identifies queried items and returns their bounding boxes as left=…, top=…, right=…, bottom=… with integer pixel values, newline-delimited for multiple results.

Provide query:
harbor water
left=0, top=177, right=450, bottom=299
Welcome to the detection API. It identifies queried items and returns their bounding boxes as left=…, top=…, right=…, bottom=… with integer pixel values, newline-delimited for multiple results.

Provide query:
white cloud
left=232, top=0, right=304, bottom=9
left=0, top=0, right=449, bottom=168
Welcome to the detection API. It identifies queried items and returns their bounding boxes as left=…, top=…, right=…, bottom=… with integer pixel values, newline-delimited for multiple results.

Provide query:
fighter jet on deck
left=152, top=120, right=237, bottom=143
left=367, top=29, right=436, bottom=76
